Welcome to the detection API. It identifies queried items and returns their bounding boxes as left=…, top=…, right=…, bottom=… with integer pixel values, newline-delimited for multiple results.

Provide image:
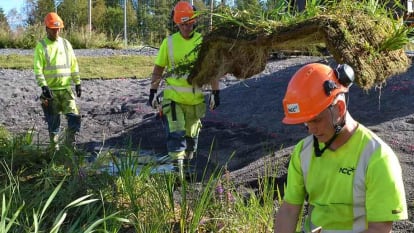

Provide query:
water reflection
left=83, top=148, right=176, bottom=176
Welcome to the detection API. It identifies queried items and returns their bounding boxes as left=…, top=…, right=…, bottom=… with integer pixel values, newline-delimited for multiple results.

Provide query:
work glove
left=41, top=86, right=53, bottom=99
left=75, top=84, right=82, bottom=97
left=209, top=90, right=220, bottom=110
left=148, top=89, right=159, bottom=109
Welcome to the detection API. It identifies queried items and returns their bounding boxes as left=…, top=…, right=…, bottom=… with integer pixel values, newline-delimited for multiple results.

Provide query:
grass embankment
left=0, top=54, right=155, bottom=79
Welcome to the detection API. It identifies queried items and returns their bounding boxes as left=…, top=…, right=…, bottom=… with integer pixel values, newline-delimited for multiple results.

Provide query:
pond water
left=83, top=149, right=177, bottom=176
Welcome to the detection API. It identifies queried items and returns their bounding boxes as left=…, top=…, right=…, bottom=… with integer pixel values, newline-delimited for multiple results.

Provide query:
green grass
left=78, top=55, right=155, bottom=79
left=0, top=126, right=283, bottom=232
left=0, top=54, right=34, bottom=70
left=0, top=54, right=155, bottom=79
left=0, top=124, right=10, bottom=141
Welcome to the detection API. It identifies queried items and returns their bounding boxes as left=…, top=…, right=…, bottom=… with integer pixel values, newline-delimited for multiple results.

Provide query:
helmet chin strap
left=313, top=105, right=346, bottom=157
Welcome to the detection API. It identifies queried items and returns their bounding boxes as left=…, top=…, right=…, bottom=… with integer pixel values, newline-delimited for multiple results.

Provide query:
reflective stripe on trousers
left=300, top=135, right=381, bottom=233
left=162, top=100, right=204, bottom=156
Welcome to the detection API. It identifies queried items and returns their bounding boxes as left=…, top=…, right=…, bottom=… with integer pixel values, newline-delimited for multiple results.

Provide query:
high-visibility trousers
left=162, top=99, right=206, bottom=160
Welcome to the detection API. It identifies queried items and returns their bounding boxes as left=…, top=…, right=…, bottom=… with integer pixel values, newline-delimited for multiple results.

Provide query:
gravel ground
left=0, top=49, right=413, bottom=231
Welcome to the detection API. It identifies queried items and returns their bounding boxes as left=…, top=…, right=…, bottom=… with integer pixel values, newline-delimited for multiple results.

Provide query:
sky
left=0, top=0, right=26, bottom=28
left=0, top=0, right=25, bottom=14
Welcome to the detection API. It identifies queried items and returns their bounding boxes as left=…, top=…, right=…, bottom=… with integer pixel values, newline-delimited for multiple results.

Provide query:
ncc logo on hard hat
left=181, top=17, right=190, bottom=22
left=287, top=103, right=300, bottom=113
left=54, top=22, right=61, bottom=27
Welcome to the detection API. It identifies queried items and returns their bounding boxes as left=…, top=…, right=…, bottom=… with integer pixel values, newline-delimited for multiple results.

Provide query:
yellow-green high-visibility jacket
left=284, top=124, right=407, bottom=232
left=34, top=37, right=80, bottom=90
left=155, top=31, right=204, bottom=105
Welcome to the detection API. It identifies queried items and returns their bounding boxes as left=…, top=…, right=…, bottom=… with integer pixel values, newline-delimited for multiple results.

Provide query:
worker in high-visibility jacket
left=149, top=1, right=220, bottom=176
left=34, top=12, right=82, bottom=150
left=274, top=63, right=407, bottom=233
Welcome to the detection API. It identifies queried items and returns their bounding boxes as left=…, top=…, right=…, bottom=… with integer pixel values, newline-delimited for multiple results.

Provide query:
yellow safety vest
left=162, top=33, right=204, bottom=105
left=34, top=37, right=80, bottom=90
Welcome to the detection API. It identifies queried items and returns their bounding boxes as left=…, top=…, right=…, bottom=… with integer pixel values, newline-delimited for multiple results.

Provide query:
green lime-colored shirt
left=284, top=124, right=407, bottom=230
left=155, top=31, right=204, bottom=105
left=155, top=31, right=201, bottom=70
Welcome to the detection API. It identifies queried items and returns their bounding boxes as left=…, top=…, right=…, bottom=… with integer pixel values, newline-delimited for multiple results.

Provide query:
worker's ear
left=336, top=99, right=346, bottom=117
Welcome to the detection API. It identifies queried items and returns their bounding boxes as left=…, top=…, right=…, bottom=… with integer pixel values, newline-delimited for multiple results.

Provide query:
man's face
left=177, top=22, right=194, bottom=39
left=305, top=106, right=338, bottom=143
left=46, top=27, right=60, bottom=41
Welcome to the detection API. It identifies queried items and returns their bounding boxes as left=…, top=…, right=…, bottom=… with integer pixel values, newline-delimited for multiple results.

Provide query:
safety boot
left=177, top=159, right=184, bottom=180
left=49, top=133, right=60, bottom=151
left=64, top=130, right=77, bottom=150
left=184, top=150, right=194, bottom=160
left=171, top=152, right=196, bottom=180
left=167, top=151, right=187, bottom=179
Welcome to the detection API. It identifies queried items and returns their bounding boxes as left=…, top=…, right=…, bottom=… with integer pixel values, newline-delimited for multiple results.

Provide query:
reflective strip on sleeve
left=62, top=38, right=71, bottom=67
left=167, top=36, right=175, bottom=69
left=300, top=135, right=314, bottom=185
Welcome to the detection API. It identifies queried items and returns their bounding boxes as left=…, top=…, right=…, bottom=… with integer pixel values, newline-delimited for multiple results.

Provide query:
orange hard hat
left=282, top=63, right=351, bottom=125
left=44, top=12, right=64, bottom=29
left=173, top=1, right=196, bottom=24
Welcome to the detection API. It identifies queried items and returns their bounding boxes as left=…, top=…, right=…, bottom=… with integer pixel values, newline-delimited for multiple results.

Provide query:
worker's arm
left=148, top=65, right=165, bottom=108
left=274, top=202, right=302, bottom=233
left=34, top=43, right=47, bottom=88
left=208, top=78, right=220, bottom=110
left=362, top=222, right=392, bottom=233
left=150, top=65, right=165, bottom=89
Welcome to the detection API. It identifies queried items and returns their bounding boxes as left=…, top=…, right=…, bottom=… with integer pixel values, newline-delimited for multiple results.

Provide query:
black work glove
left=41, top=86, right=53, bottom=99
left=148, top=89, right=159, bottom=109
left=209, top=90, right=220, bottom=110
left=75, top=84, right=82, bottom=97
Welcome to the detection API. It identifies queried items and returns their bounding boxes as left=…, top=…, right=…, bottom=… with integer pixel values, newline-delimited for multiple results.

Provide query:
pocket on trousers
left=162, top=99, right=172, bottom=115
left=65, top=87, right=76, bottom=100
left=195, top=102, right=206, bottom=119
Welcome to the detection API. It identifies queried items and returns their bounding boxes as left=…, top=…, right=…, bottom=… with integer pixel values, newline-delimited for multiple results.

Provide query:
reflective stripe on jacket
left=300, top=135, right=380, bottom=233
left=34, top=37, right=80, bottom=90
left=163, top=34, right=204, bottom=105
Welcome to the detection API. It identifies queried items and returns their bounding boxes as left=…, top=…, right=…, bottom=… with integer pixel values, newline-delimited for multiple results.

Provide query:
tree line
left=0, top=0, right=294, bottom=47
left=1, top=0, right=407, bottom=47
